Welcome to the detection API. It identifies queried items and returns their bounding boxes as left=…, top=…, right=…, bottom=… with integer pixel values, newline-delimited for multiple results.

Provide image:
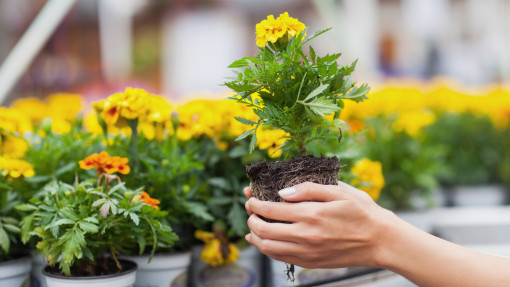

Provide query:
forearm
left=376, top=212, right=510, bottom=287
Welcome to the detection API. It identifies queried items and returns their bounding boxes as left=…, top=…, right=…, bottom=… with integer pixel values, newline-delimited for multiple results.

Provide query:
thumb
left=278, top=182, right=347, bottom=202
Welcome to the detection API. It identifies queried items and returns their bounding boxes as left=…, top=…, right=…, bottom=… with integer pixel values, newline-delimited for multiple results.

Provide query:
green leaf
left=23, top=175, right=51, bottom=184
left=129, top=213, right=140, bottom=225
left=235, top=128, right=254, bottom=141
left=303, top=83, right=330, bottom=102
left=0, top=183, right=10, bottom=191
left=3, top=224, right=21, bottom=234
left=15, top=203, right=37, bottom=212
left=249, top=129, right=258, bottom=153
left=302, top=28, right=332, bottom=45
left=208, top=178, right=230, bottom=189
left=304, top=99, right=341, bottom=116
left=342, top=84, right=370, bottom=102
left=78, top=222, right=98, bottom=233
left=0, top=227, right=9, bottom=253
left=228, top=146, right=247, bottom=158
left=227, top=202, right=247, bottom=236
left=184, top=202, right=214, bottom=221
left=228, top=57, right=261, bottom=68
left=234, top=117, right=256, bottom=125
left=309, top=46, right=316, bottom=63
left=208, top=197, right=233, bottom=206
left=83, top=217, right=98, bottom=224
left=55, top=162, right=76, bottom=177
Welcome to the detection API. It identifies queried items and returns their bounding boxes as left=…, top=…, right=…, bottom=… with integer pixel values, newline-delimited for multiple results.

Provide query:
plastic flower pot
left=120, top=252, right=190, bottom=287
left=189, top=245, right=263, bottom=287
left=42, top=259, right=137, bottom=287
left=32, top=252, right=49, bottom=287
left=0, top=255, right=31, bottom=287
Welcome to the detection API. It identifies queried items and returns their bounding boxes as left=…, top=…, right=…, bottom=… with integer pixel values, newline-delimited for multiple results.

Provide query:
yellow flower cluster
left=91, top=88, right=175, bottom=141
left=0, top=156, right=35, bottom=178
left=176, top=98, right=256, bottom=142
left=0, top=107, right=32, bottom=159
left=350, top=158, right=385, bottom=201
left=195, top=230, right=239, bottom=267
left=256, top=128, right=288, bottom=158
left=340, top=80, right=510, bottom=134
left=256, top=12, right=306, bottom=47
left=392, top=110, right=436, bottom=137
left=12, top=93, right=83, bottom=134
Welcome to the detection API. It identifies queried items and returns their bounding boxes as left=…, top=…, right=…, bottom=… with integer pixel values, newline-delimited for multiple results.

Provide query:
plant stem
left=110, top=248, right=122, bottom=271
left=127, top=119, right=139, bottom=173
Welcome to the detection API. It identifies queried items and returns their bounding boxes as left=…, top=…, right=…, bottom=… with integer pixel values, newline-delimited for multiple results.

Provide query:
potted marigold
left=91, top=88, right=209, bottom=287
left=226, top=12, right=370, bottom=282
left=17, top=151, right=178, bottom=287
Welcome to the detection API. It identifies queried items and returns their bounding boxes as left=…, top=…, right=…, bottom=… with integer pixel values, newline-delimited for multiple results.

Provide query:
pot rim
left=42, top=259, right=137, bottom=280
left=0, top=254, right=31, bottom=267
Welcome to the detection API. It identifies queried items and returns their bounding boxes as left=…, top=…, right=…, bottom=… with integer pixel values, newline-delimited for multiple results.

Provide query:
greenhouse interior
left=1, top=0, right=510, bottom=286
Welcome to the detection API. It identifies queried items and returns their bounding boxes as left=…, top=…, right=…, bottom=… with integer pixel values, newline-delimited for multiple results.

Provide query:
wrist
left=370, top=208, right=407, bottom=269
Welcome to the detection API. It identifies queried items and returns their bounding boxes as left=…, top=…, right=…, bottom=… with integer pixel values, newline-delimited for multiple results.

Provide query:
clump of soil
left=246, top=155, right=340, bottom=283
left=45, top=257, right=135, bottom=277
left=246, top=155, right=340, bottom=205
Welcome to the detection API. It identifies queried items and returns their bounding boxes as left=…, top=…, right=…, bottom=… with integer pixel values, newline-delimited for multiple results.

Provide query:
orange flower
left=133, top=191, right=160, bottom=210
left=79, top=151, right=130, bottom=175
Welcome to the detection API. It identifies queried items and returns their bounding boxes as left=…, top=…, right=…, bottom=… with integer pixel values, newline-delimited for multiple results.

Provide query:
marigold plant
left=227, top=12, right=370, bottom=157
left=79, top=151, right=130, bottom=175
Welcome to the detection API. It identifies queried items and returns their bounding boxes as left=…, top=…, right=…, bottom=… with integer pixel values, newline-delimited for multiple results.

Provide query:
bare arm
left=244, top=182, right=510, bottom=287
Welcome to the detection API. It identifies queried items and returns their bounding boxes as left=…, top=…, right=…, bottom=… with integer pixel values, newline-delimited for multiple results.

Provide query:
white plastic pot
left=31, top=252, right=48, bottom=287
left=42, top=259, right=137, bottom=287
left=121, top=252, right=190, bottom=287
left=0, top=255, right=31, bottom=287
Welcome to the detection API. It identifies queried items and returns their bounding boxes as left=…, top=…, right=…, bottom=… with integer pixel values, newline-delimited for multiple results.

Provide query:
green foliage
left=423, top=113, right=502, bottom=186
left=0, top=182, right=22, bottom=261
left=226, top=29, right=369, bottom=157
left=104, top=124, right=210, bottom=249
left=17, top=179, right=178, bottom=276
left=362, top=116, right=445, bottom=210
left=20, top=120, right=102, bottom=200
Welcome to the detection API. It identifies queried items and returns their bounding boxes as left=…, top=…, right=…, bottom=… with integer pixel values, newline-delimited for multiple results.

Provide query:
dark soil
left=246, top=155, right=340, bottom=205
left=44, top=257, right=135, bottom=277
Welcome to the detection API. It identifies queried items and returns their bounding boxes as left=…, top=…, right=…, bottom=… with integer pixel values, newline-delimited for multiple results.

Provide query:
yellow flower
left=255, top=12, right=305, bottom=47
left=195, top=230, right=239, bottom=267
left=11, top=98, right=50, bottom=123
left=256, top=128, right=288, bottom=158
left=1, top=136, right=28, bottom=159
left=392, top=110, right=436, bottom=137
left=46, top=93, right=83, bottom=122
left=0, top=157, right=35, bottom=178
left=0, top=107, right=33, bottom=135
left=350, top=159, right=385, bottom=201
left=93, top=87, right=151, bottom=127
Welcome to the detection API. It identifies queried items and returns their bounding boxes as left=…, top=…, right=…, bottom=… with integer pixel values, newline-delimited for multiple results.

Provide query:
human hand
left=244, top=181, right=399, bottom=269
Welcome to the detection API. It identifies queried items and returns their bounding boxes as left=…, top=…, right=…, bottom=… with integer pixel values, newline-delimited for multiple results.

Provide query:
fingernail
left=278, top=187, right=296, bottom=196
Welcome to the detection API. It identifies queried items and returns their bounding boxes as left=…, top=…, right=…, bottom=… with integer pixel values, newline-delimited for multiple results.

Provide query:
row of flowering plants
left=2, top=81, right=510, bottom=276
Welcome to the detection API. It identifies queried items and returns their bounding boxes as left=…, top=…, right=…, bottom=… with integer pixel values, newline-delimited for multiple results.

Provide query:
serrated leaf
left=234, top=117, right=256, bottom=125
left=78, top=222, right=98, bottom=233
left=309, top=46, right=316, bottom=63
left=302, top=28, right=332, bottom=45
left=184, top=202, right=214, bottom=221
left=228, top=57, right=261, bottom=68
left=129, top=213, right=140, bottom=225
left=303, top=83, right=329, bottom=102
left=235, top=128, right=254, bottom=141
left=227, top=202, right=247, bottom=236
left=305, top=99, right=341, bottom=116
left=99, top=202, right=110, bottom=218
left=83, top=217, right=98, bottom=224
left=342, top=84, right=370, bottom=102
left=23, top=175, right=51, bottom=184
left=51, top=218, right=75, bottom=227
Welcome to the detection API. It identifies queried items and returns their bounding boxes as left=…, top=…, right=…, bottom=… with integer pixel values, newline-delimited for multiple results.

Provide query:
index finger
left=247, top=198, right=307, bottom=222
left=243, top=186, right=252, bottom=199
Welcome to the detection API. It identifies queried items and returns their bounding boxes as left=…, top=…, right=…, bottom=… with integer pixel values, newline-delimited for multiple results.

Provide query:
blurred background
left=2, top=0, right=510, bottom=103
